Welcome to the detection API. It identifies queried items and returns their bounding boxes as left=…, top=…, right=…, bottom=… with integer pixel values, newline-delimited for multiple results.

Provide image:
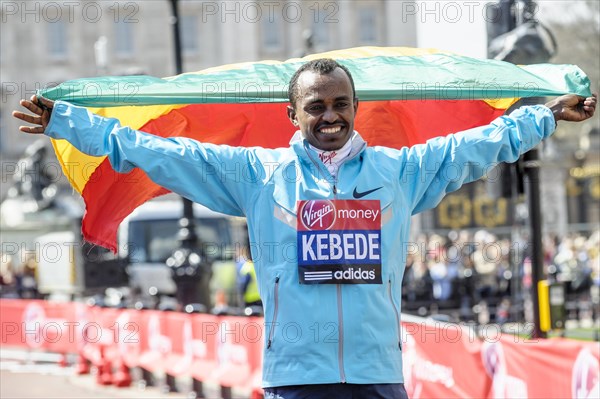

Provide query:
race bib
left=297, top=199, right=382, bottom=284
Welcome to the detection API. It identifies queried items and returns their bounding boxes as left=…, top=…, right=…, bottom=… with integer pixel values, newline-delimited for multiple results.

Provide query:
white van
left=117, top=198, right=246, bottom=306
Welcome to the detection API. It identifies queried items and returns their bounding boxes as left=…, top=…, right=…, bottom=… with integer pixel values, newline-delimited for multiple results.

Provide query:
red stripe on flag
left=81, top=100, right=506, bottom=250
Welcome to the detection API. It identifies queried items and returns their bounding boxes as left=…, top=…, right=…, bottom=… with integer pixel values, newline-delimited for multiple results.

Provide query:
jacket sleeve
left=44, top=101, right=276, bottom=216
left=399, top=104, right=556, bottom=215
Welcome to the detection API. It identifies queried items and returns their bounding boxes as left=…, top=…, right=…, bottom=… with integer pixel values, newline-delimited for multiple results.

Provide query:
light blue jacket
left=46, top=101, right=555, bottom=387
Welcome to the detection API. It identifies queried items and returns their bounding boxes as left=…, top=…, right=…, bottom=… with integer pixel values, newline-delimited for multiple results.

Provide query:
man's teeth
left=320, top=126, right=342, bottom=134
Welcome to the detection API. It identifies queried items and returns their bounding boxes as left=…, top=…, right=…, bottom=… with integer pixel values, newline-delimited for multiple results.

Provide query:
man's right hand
left=12, top=95, right=55, bottom=134
left=545, top=93, right=597, bottom=123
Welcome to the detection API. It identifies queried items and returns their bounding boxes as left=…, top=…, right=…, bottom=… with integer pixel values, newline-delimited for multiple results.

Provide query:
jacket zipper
left=337, top=284, right=346, bottom=382
left=329, top=172, right=345, bottom=382
left=389, top=279, right=402, bottom=350
left=334, top=171, right=343, bottom=381
left=266, top=276, right=280, bottom=349
left=303, top=141, right=357, bottom=381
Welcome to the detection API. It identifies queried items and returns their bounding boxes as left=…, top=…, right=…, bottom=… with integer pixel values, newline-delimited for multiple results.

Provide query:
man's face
left=287, top=68, right=358, bottom=151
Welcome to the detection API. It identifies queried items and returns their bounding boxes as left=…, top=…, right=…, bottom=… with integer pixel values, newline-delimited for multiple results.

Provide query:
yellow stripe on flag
left=172, top=47, right=448, bottom=78
left=484, top=97, right=520, bottom=110
left=53, top=103, right=187, bottom=193
left=51, top=140, right=104, bottom=194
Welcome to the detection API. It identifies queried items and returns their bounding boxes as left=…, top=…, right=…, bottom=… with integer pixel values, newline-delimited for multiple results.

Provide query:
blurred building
left=0, top=0, right=416, bottom=166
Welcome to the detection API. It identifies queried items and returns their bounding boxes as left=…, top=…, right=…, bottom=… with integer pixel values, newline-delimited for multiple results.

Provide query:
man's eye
left=307, top=105, right=323, bottom=112
left=336, top=102, right=349, bottom=108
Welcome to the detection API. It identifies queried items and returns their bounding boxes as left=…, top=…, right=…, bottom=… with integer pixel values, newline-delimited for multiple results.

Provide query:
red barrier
left=137, top=310, right=170, bottom=373
left=0, top=299, right=79, bottom=353
left=493, top=336, right=600, bottom=399
left=115, top=309, right=142, bottom=370
left=79, top=305, right=103, bottom=367
left=402, top=321, right=488, bottom=398
left=163, top=312, right=192, bottom=377
left=97, top=308, right=126, bottom=366
left=2, top=299, right=599, bottom=399
left=211, top=316, right=261, bottom=388
left=1, top=299, right=29, bottom=347
left=73, top=302, right=92, bottom=375
left=190, top=313, right=219, bottom=382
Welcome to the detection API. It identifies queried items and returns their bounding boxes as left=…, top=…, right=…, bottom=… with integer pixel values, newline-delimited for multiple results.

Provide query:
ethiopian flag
left=39, top=47, right=591, bottom=251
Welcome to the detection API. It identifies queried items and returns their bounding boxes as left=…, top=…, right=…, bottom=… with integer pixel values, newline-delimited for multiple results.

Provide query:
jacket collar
left=289, top=130, right=367, bottom=166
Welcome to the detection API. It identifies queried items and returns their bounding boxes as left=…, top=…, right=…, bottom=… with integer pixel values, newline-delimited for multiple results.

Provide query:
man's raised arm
left=11, top=95, right=277, bottom=217
left=404, top=93, right=596, bottom=215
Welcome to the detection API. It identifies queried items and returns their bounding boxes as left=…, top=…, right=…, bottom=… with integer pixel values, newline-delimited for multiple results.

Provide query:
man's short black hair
left=287, top=58, right=356, bottom=108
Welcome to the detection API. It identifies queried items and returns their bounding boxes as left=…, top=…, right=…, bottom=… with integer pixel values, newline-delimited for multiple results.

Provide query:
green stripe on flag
left=39, top=53, right=591, bottom=107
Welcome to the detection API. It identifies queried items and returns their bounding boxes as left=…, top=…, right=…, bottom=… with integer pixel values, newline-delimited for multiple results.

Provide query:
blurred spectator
left=589, top=234, right=600, bottom=322
left=15, top=254, right=39, bottom=299
left=496, top=239, right=512, bottom=298
left=238, top=258, right=262, bottom=308
left=495, top=298, right=511, bottom=324
left=0, top=254, right=17, bottom=297
left=1, top=255, right=14, bottom=285
left=211, top=289, right=232, bottom=315
left=402, top=253, right=433, bottom=303
left=234, top=241, right=252, bottom=307
left=458, top=253, right=478, bottom=320
left=472, top=230, right=499, bottom=303
left=552, top=232, right=595, bottom=297
left=429, top=242, right=458, bottom=301
left=591, top=239, right=600, bottom=288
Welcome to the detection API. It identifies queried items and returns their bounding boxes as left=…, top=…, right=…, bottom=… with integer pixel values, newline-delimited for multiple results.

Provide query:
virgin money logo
left=300, top=200, right=336, bottom=230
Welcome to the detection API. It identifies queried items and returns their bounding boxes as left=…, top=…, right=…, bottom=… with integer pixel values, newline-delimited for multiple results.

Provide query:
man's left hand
left=546, top=93, right=597, bottom=123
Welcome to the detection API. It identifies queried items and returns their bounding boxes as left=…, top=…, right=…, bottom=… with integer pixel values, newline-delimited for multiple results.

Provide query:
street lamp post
left=165, top=0, right=212, bottom=312
left=164, top=0, right=211, bottom=395
left=169, top=0, right=183, bottom=74
left=487, top=0, right=553, bottom=338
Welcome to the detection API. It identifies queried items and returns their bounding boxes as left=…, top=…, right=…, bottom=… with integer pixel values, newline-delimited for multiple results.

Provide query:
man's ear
left=354, top=98, right=359, bottom=114
left=287, top=105, right=298, bottom=126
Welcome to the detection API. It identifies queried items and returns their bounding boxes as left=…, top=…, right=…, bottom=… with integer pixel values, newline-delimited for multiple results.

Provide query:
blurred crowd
left=401, top=229, right=600, bottom=323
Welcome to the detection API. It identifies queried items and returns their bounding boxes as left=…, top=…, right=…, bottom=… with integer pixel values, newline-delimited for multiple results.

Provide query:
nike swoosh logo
left=353, top=186, right=383, bottom=199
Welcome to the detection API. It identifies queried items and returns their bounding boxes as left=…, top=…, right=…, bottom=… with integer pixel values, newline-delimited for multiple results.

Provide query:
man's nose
left=323, top=107, right=337, bottom=123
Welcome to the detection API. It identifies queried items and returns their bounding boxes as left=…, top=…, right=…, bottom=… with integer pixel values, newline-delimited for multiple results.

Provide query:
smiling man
left=13, top=59, right=597, bottom=399
left=287, top=61, right=358, bottom=151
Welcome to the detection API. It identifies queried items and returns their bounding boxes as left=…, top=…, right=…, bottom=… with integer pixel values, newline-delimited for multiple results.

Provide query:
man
left=14, top=59, right=597, bottom=398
